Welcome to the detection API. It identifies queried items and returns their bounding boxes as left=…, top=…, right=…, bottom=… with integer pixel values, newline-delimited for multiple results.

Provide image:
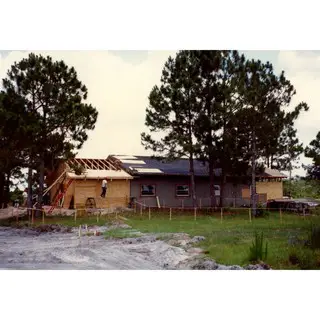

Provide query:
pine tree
left=2, top=53, right=98, bottom=209
left=305, top=131, right=320, bottom=180
left=141, top=51, right=202, bottom=208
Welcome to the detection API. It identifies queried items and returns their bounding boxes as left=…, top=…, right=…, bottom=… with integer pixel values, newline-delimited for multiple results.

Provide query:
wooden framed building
left=46, top=158, right=133, bottom=210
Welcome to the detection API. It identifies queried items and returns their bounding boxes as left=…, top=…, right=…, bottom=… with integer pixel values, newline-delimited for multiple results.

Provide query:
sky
left=0, top=50, right=318, bottom=177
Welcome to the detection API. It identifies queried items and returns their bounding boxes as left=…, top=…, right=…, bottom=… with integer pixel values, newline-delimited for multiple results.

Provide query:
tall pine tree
left=2, top=53, right=98, bottom=209
left=141, top=51, right=202, bottom=208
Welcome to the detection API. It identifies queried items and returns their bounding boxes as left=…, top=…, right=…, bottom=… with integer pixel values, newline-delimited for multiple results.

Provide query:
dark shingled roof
left=110, top=155, right=221, bottom=177
left=110, top=155, right=287, bottom=179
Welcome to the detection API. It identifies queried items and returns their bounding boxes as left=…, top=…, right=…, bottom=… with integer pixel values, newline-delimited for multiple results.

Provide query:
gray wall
left=130, top=175, right=250, bottom=208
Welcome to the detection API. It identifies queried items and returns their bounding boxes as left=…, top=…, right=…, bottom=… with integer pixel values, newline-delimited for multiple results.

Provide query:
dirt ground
left=0, top=220, right=271, bottom=270
left=0, top=224, right=207, bottom=270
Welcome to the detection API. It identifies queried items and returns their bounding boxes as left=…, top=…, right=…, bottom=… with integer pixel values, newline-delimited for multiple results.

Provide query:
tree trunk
left=209, top=153, right=216, bottom=208
left=251, top=129, right=257, bottom=216
left=4, top=172, right=10, bottom=208
left=220, top=171, right=227, bottom=208
left=27, top=167, right=33, bottom=215
left=37, top=156, right=45, bottom=214
left=189, top=154, right=197, bottom=209
left=0, top=172, right=4, bottom=208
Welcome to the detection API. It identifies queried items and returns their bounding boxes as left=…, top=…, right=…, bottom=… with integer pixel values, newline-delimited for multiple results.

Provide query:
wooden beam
left=78, top=158, right=88, bottom=169
left=87, top=158, right=98, bottom=170
left=105, top=159, right=117, bottom=170
left=97, top=159, right=109, bottom=170
left=90, top=159, right=100, bottom=169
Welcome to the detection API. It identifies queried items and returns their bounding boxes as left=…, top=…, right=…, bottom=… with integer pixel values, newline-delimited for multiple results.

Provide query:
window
left=176, top=185, right=189, bottom=197
left=140, top=184, right=156, bottom=196
left=214, top=185, right=220, bottom=196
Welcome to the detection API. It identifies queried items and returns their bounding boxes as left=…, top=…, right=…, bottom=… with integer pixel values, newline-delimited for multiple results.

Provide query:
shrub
left=248, top=231, right=268, bottom=263
left=288, top=247, right=318, bottom=270
left=308, top=224, right=320, bottom=250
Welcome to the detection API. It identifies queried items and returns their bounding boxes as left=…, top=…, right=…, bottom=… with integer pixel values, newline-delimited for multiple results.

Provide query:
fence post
left=220, top=207, right=223, bottom=223
left=42, top=209, right=45, bottom=225
left=74, top=209, right=77, bottom=223
left=194, top=207, right=197, bottom=221
left=31, top=209, right=34, bottom=225
left=199, top=198, right=202, bottom=209
left=249, top=208, right=252, bottom=222
left=149, top=207, right=151, bottom=220
left=170, top=208, right=172, bottom=221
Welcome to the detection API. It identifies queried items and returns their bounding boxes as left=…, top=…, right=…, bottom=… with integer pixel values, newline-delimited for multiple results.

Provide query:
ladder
left=47, top=179, right=74, bottom=215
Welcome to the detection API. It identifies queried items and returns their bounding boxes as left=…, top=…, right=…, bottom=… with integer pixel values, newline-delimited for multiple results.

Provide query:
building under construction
left=45, top=157, right=133, bottom=211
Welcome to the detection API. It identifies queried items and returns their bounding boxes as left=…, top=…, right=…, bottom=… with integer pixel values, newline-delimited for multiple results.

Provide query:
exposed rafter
left=66, top=158, right=122, bottom=171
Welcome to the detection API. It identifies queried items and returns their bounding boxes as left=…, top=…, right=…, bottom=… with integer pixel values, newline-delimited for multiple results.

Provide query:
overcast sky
left=0, top=50, right=318, bottom=177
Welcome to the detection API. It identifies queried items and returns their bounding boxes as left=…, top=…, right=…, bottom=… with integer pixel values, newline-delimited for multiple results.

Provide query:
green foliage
left=288, top=247, right=318, bottom=270
left=308, top=224, right=320, bottom=250
left=141, top=51, right=203, bottom=207
left=9, top=187, right=23, bottom=204
left=283, top=178, right=320, bottom=199
left=305, top=131, right=320, bottom=180
left=68, top=162, right=85, bottom=176
left=248, top=231, right=268, bottom=262
left=1, top=53, right=98, bottom=207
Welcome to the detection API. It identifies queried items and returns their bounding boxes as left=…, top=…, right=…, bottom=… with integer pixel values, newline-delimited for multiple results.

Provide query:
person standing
left=101, top=178, right=108, bottom=198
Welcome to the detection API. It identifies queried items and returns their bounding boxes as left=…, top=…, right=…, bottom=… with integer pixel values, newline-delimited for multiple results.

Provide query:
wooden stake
left=78, top=225, right=82, bottom=238
left=199, top=198, right=202, bottom=209
left=194, top=207, right=197, bottom=221
left=170, top=208, right=172, bottom=221
left=74, top=210, right=77, bottom=222
left=249, top=208, right=252, bottom=222
left=31, top=209, right=34, bottom=225
left=149, top=207, right=151, bottom=220
left=42, top=210, right=45, bottom=225
left=220, top=207, right=223, bottom=223
left=96, top=213, right=99, bottom=223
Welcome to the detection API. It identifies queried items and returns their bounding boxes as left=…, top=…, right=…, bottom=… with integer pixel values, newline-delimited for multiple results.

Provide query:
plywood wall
left=72, top=179, right=130, bottom=209
left=256, top=181, right=283, bottom=200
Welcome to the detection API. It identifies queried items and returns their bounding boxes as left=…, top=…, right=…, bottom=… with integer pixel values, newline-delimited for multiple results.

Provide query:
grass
left=2, top=209, right=320, bottom=269
left=0, top=214, right=113, bottom=228
left=123, top=211, right=320, bottom=269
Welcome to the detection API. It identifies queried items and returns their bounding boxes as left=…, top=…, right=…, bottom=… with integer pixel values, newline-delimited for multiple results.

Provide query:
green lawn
left=124, top=212, right=320, bottom=269
left=2, top=210, right=320, bottom=269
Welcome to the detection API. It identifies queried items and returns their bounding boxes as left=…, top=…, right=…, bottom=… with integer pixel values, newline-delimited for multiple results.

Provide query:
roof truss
left=66, top=158, right=122, bottom=171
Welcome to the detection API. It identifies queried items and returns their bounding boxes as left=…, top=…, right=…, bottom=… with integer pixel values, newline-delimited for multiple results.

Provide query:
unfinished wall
left=72, top=179, right=130, bottom=209
left=256, top=181, right=283, bottom=200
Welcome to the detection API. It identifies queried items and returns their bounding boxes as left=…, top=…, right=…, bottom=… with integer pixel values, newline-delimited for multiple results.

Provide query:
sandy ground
left=0, top=225, right=205, bottom=270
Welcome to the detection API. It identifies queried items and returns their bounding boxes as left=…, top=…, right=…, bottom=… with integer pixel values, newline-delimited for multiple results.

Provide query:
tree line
left=0, top=53, right=98, bottom=211
left=141, top=50, right=319, bottom=213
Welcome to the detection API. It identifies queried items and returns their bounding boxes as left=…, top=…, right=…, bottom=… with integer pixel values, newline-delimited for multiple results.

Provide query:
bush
left=288, top=247, right=318, bottom=270
left=248, top=231, right=268, bottom=263
left=309, top=224, right=320, bottom=250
